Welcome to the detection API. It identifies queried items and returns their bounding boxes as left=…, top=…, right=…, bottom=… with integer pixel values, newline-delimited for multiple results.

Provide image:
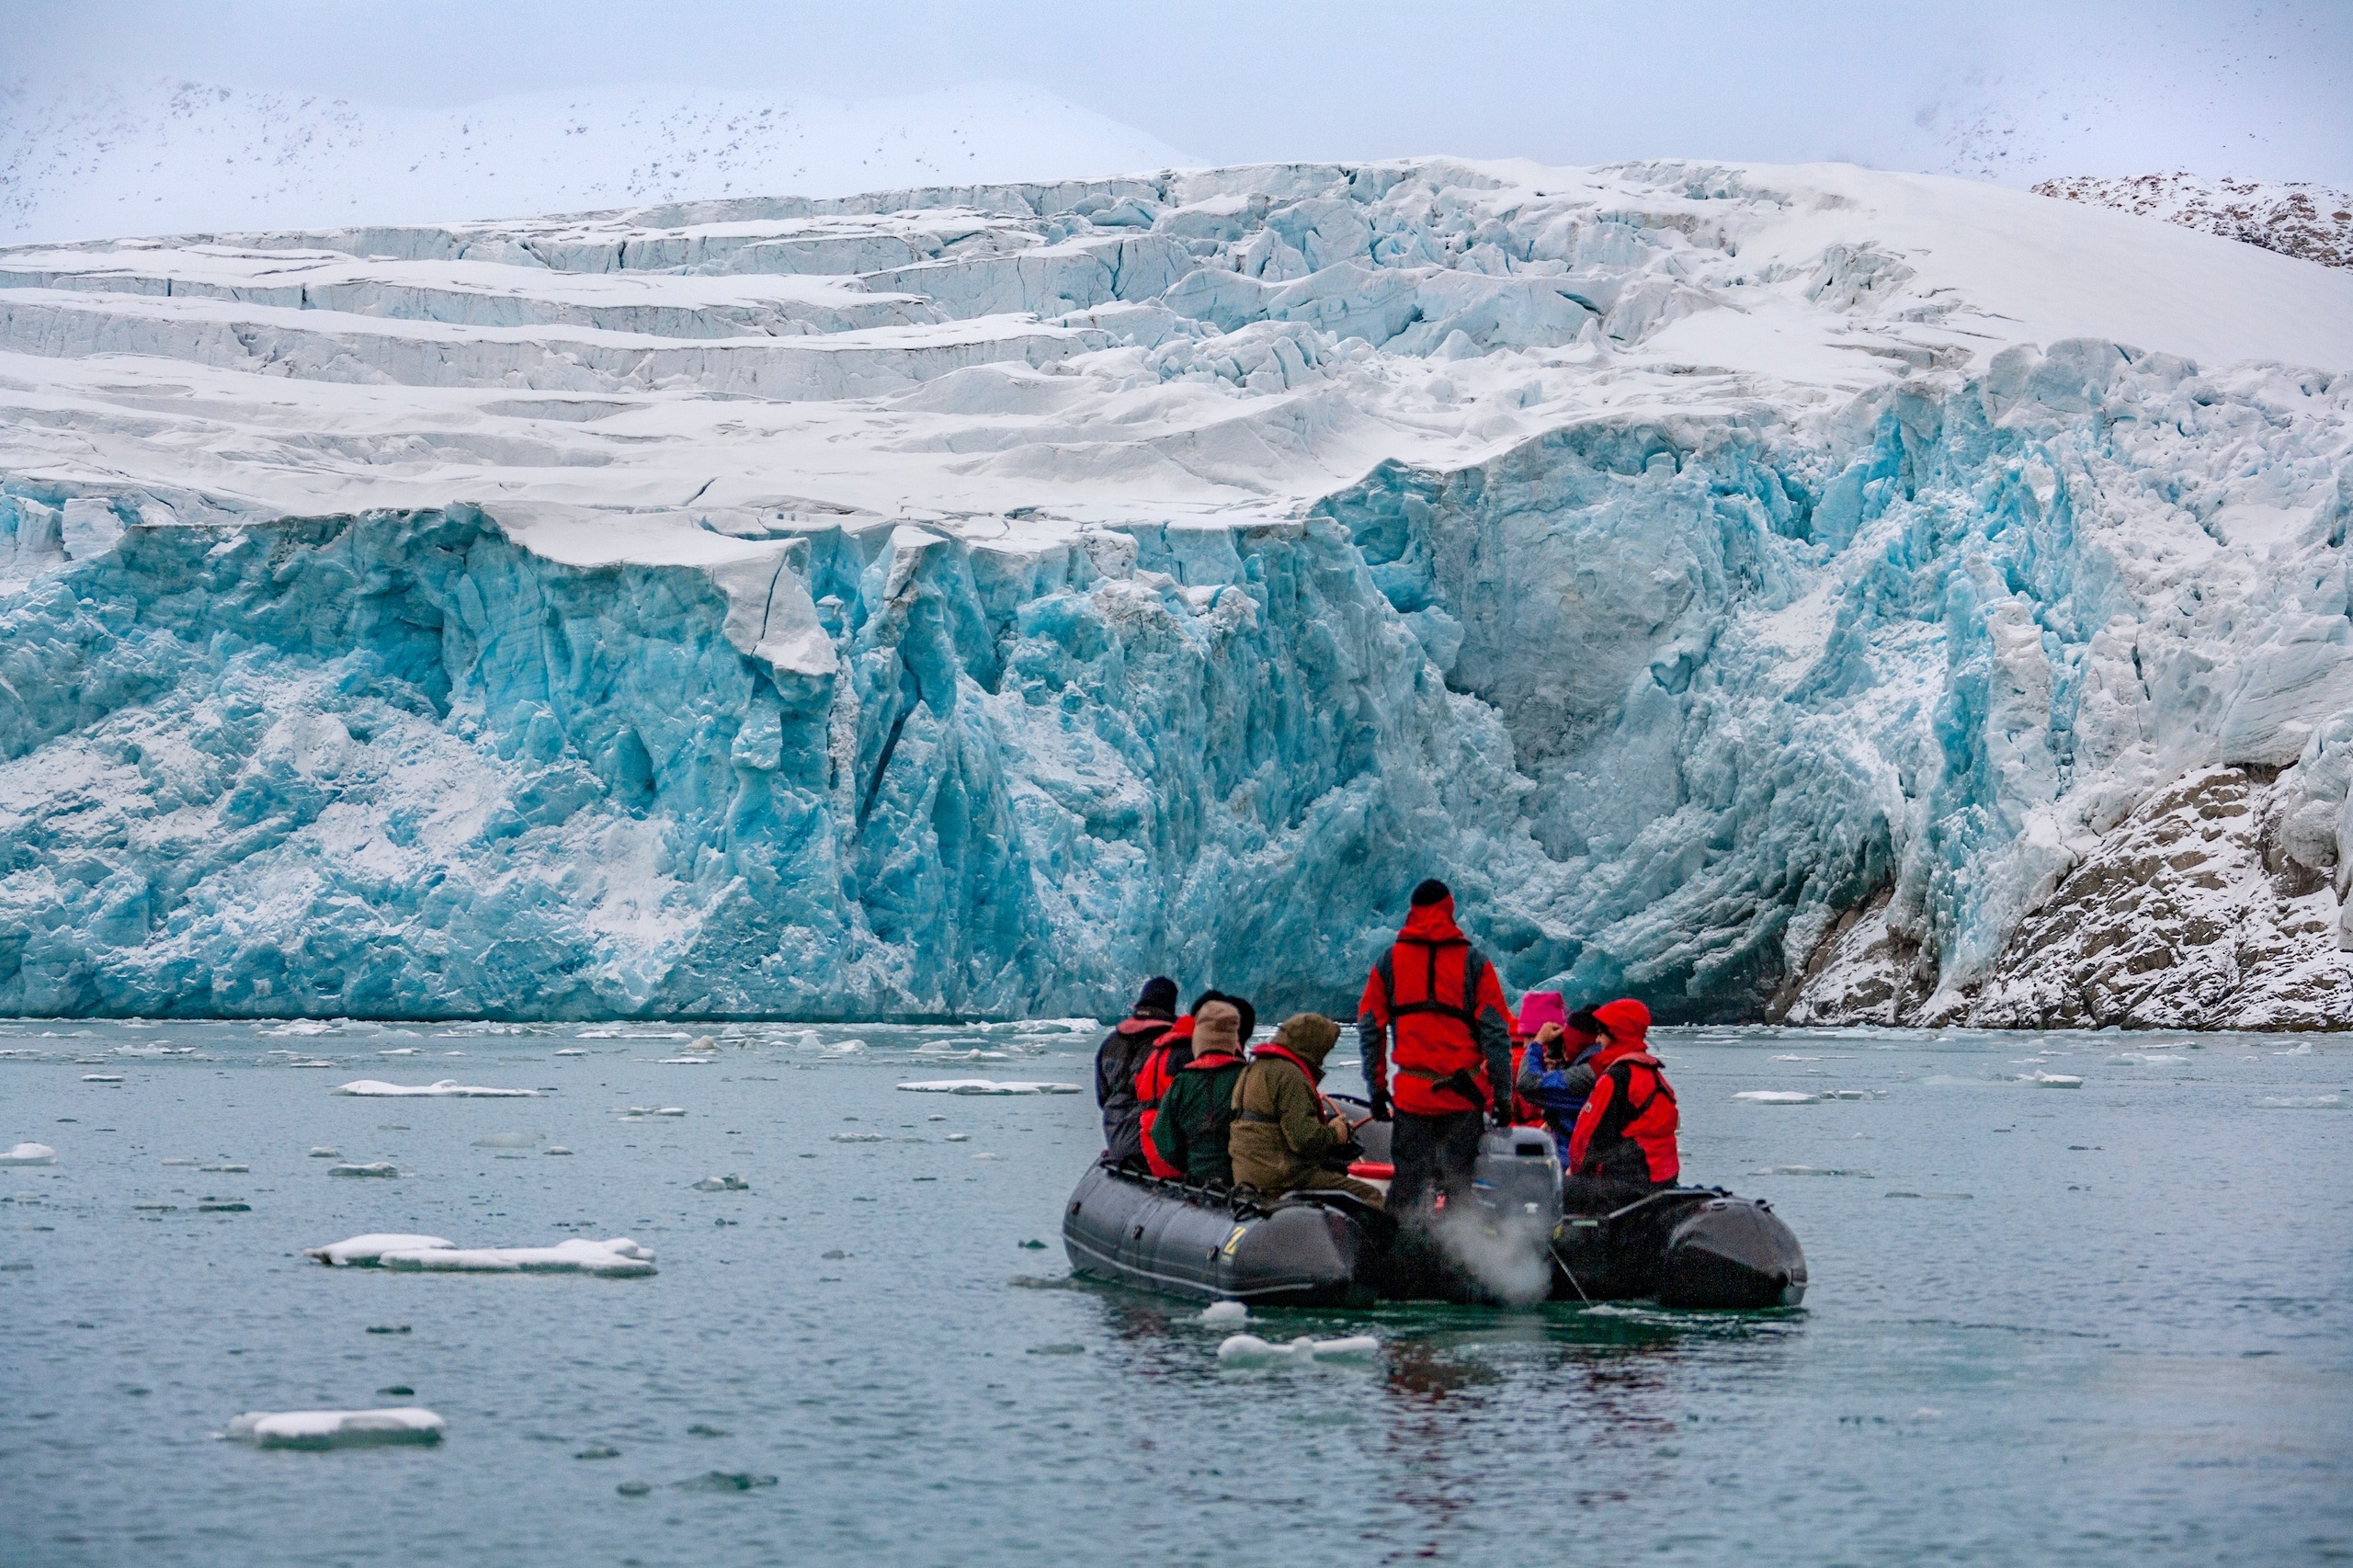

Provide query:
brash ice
left=0, top=158, right=2347, bottom=1026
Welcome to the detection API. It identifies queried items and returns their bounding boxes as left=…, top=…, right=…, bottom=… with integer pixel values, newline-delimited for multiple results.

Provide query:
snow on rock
left=2034, top=173, right=2352, bottom=271
left=333, top=1081, right=538, bottom=1097
left=1, top=1142, right=56, bottom=1164
left=224, top=1407, right=445, bottom=1449
left=894, top=1080, right=1083, bottom=1095
left=0, top=158, right=2348, bottom=1029
left=305, top=1233, right=457, bottom=1266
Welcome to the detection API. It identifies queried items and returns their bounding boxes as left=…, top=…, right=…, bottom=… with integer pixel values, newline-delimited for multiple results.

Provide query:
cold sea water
left=2, top=1018, right=2346, bottom=1568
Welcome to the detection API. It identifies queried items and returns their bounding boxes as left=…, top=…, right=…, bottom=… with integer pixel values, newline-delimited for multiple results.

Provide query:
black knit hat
left=1410, top=878, right=1452, bottom=907
left=1136, top=976, right=1178, bottom=1014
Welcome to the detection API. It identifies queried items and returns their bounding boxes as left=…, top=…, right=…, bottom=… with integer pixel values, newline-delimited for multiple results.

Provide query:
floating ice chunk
left=894, top=1080, right=1083, bottom=1095
left=552, top=1049, right=588, bottom=1057
left=690, top=1175, right=749, bottom=1191
left=288, top=1059, right=340, bottom=1068
left=544, top=1146, right=574, bottom=1154
left=944, top=1133, right=970, bottom=1142
left=199, top=1163, right=249, bottom=1173
left=1820, top=1089, right=1870, bottom=1100
left=574, top=1029, right=623, bottom=1040
left=1754, top=1165, right=1875, bottom=1177
left=1771, top=1055, right=1823, bottom=1062
left=2274, top=1042, right=2315, bottom=1056
left=830, top=1132, right=888, bottom=1143
left=617, top=1106, right=687, bottom=1118
left=1216, top=1333, right=1381, bottom=1366
left=329, top=1163, right=400, bottom=1178
left=1, top=1143, right=56, bottom=1165
left=160, top=1156, right=196, bottom=1166
left=380, top=1238, right=656, bottom=1277
left=1733, top=1091, right=1817, bottom=1104
left=1201, top=1300, right=1248, bottom=1325
left=378, top=1048, right=418, bottom=1056
left=305, top=1233, right=457, bottom=1266
left=472, top=1132, right=541, bottom=1148
left=335, top=1079, right=537, bottom=1097
left=308, top=1147, right=340, bottom=1158
left=2256, top=1094, right=2343, bottom=1108
left=682, top=1036, right=720, bottom=1053
left=258, top=1021, right=337, bottom=1038
left=656, top=1058, right=713, bottom=1065
left=225, top=1408, right=445, bottom=1449
left=2032, top=1073, right=2084, bottom=1088
left=82, top=1074, right=123, bottom=1083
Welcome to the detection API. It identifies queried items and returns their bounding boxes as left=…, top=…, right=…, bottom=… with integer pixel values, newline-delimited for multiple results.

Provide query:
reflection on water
left=0, top=1020, right=2346, bottom=1567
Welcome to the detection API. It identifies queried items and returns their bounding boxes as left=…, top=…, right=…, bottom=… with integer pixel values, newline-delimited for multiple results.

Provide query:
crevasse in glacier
left=0, top=158, right=2347, bottom=1024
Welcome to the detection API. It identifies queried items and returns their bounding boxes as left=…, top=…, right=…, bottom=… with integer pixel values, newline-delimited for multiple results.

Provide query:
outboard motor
left=1472, top=1127, right=1562, bottom=1227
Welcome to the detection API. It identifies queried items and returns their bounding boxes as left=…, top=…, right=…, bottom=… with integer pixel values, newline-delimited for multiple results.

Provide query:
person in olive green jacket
left=1150, top=995, right=1249, bottom=1185
left=1228, top=1013, right=1383, bottom=1205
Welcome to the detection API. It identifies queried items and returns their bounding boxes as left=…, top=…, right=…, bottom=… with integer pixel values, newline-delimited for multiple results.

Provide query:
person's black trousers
left=1387, top=1108, right=1484, bottom=1222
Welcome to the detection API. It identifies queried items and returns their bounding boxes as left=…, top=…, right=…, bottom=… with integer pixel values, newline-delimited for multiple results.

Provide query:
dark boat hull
left=1063, top=1163, right=1806, bottom=1311
left=1061, top=1163, right=1385, bottom=1306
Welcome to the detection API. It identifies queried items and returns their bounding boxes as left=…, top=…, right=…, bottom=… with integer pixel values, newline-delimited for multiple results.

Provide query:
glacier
left=0, top=158, right=2347, bottom=1027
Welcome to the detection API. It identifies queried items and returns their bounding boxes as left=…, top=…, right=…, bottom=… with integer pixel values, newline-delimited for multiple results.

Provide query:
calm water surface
left=3, top=1019, right=2347, bottom=1567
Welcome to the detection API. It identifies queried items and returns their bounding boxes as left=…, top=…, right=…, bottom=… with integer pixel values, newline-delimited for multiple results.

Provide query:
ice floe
left=308, top=1147, right=340, bottom=1158
left=691, top=1175, right=750, bottom=1191
left=1216, top=1334, right=1381, bottom=1366
left=1, top=1142, right=56, bottom=1165
left=1733, top=1091, right=1817, bottom=1104
left=81, top=1073, right=123, bottom=1083
left=328, top=1162, right=400, bottom=1178
left=307, top=1233, right=655, bottom=1275
left=304, top=1233, right=455, bottom=1266
left=335, top=1079, right=537, bottom=1097
left=225, top=1408, right=445, bottom=1449
left=544, top=1145, right=574, bottom=1154
left=2032, top=1072, right=2085, bottom=1088
left=894, top=1079, right=1083, bottom=1095
left=2256, top=1094, right=2343, bottom=1108
left=552, top=1049, right=588, bottom=1057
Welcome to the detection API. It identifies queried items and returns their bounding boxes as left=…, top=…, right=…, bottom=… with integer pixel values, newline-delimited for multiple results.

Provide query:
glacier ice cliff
left=0, top=158, right=2347, bottom=1026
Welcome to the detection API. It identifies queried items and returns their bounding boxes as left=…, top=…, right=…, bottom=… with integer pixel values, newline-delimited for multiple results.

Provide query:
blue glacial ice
left=0, top=159, right=2347, bottom=1027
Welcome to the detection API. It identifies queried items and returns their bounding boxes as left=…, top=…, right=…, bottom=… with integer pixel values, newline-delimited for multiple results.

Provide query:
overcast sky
left=6, top=0, right=2348, bottom=187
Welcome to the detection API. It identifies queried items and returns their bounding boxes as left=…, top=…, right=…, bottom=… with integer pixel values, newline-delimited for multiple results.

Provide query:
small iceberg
left=552, top=1049, right=588, bottom=1057
left=1216, top=1333, right=1381, bottom=1366
left=335, top=1080, right=537, bottom=1097
left=328, top=1163, right=400, bottom=1178
left=2033, top=1072, right=2084, bottom=1088
left=1733, top=1091, right=1817, bottom=1104
left=690, top=1175, right=749, bottom=1191
left=225, top=1408, right=444, bottom=1449
left=305, top=1233, right=457, bottom=1266
left=2, top=1142, right=57, bottom=1165
left=306, top=1233, right=654, bottom=1276
left=894, top=1080, right=1083, bottom=1096
left=82, top=1074, right=124, bottom=1083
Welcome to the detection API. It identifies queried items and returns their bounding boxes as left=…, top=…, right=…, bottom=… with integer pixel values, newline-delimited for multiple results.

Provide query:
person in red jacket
left=1564, top=997, right=1680, bottom=1209
left=1357, top=880, right=1515, bottom=1224
left=1137, top=991, right=1255, bottom=1179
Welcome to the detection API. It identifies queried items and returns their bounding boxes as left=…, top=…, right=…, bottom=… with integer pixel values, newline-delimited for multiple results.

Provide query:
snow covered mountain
left=0, top=78, right=1191, bottom=245
left=0, top=158, right=2347, bottom=1028
left=2034, top=173, right=2353, bottom=270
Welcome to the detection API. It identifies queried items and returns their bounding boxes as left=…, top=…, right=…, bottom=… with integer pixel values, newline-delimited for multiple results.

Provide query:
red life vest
left=1135, top=1016, right=1195, bottom=1177
left=1570, top=1050, right=1679, bottom=1183
left=1361, top=897, right=1505, bottom=1116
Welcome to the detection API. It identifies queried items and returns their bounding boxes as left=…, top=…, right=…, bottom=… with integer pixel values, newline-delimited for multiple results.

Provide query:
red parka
left=1134, top=1015, right=1195, bottom=1177
left=1357, top=895, right=1515, bottom=1118
left=1566, top=999, right=1679, bottom=1184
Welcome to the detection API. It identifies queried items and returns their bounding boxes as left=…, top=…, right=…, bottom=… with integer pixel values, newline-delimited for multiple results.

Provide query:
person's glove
left=1491, top=1107, right=1515, bottom=1131
left=1368, top=1087, right=1392, bottom=1122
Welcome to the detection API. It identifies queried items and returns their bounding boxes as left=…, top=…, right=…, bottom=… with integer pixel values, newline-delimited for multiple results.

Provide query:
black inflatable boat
left=1062, top=1126, right=1806, bottom=1310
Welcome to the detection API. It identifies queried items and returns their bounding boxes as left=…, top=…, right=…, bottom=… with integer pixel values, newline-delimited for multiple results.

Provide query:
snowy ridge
left=2034, top=172, right=2353, bottom=271
left=0, top=157, right=2347, bottom=1027
left=0, top=78, right=1191, bottom=245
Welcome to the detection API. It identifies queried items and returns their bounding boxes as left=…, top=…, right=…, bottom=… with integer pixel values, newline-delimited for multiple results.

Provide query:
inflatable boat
left=1062, top=1120, right=1806, bottom=1310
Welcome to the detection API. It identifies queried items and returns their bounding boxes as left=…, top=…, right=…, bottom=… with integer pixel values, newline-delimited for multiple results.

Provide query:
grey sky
left=6, top=0, right=2348, bottom=186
